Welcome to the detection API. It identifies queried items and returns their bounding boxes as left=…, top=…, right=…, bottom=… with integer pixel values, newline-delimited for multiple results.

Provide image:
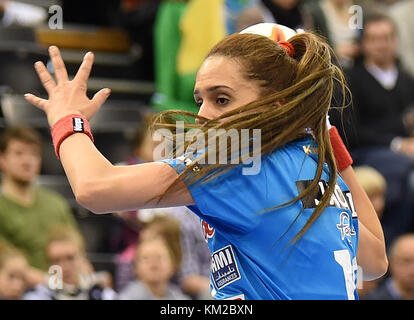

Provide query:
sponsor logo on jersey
left=201, top=220, right=215, bottom=241
left=211, top=245, right=241, bottom=290
left=302, top=144, right=317, bottom=155
left=337, top=211, right=357, bottom=242
left=296, top=180, right=357, bottom=217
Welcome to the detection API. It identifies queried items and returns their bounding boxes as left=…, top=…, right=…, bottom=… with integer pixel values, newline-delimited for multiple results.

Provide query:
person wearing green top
left=151, top=0, right=255, bottom=115
left=0, top=126, right=78, bottom=273
left=152, top=0, right=198, bottom=114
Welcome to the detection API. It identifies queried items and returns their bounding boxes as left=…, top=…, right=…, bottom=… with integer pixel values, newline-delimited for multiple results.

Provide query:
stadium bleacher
left=0, top=8, right=156, bottom=278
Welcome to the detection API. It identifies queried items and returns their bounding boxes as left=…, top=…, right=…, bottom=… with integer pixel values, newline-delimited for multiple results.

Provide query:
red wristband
left=329, top=125, right=353, bottom=172
left=51, top=114, right=94, bottom=159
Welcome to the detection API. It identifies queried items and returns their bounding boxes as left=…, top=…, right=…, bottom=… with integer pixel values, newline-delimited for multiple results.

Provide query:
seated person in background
left=139, top=208, right=212, bottom=300
left=24, top=226, right=116, bottom=300
left=330, top=12, right=414, bottom=247
left=390, top=0, right=414, bottom=79
left=112, top=113, right=156, bottom=292
left=354, top=166, right=387, bottom=220
left=341, top=12, right=414, bottom=152
left=0, top=126, right=79, bottom=285
left=305, top=0, right=361, bottom=67
left=363, top=233, right=414, bottom=300
left=138, top=215, right=183, bottom=273
left=114, top=117, right=211, bottom=298
left=0, top=240, right=29, bottom=300
left=119, top=235, right=190, bottom=300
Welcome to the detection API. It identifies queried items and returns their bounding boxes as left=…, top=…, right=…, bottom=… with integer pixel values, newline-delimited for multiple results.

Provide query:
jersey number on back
left=334, top=249, right=358, bottom=300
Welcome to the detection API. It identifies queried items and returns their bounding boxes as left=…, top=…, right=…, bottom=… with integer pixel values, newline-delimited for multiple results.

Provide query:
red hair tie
left=277, top=41, right=295, bottom=57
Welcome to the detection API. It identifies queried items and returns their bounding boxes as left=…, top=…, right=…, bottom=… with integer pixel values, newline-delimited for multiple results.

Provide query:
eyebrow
left=193, top=85, right=234, bottom=95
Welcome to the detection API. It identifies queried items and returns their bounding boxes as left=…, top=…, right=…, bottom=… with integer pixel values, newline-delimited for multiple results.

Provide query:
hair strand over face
left=153, top=31, right=350, bottom=243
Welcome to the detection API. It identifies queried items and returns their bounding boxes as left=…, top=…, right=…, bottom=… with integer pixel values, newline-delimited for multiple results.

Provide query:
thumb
left=92, top=88, right=111, bottom=107
left=87, top=88, right=111, bottom=118
left=24, top=93, right=48, bottom=111
left=84, top=88, right=111, bottom=120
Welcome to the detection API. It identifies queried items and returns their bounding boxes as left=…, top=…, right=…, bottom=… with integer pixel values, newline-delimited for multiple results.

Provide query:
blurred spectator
left=119, top=236, right=190, bottom=300
left=151, top=0, right=198, bottom=114
left=169, top=209, right=211, bottom=300
left=24, top=226, right=117, bottom=300
left=342, top=13, right=414, bottom=152
left=235, top=3, right=265, bottom=32
left=139, top=208, right=212, bottom=299
left=225, top=0, right=261, bottom=34
left=113, top=115, right=211, bottom=297
left=0, top=126, right=79, bottom=275
left=112, top=113, right=156, bottom=291
left=306, top=0, right=362, bottom=66
left=354, top=166, right=387, bottom=219
left=0, top=240, right=28, bottom=300
left=116, top=213, right=183, bottom=291
left=234, top=0, right=315, bottom=34
left=0, top=0, right=47, bottom=27
left=330, top=13, right=414, bottom=246
left=139, top=215, right=183, bottom=270
left=390, top=0, right=414, bottom=78
left=259, top=0, right=313, bottom=30
left=354, top=166, right=387, bottom=298
left=152, top=0, right=228, bottom=114
left=363, top=233, right=414, bottom=300
left=154, top=0, right=314, bottom=114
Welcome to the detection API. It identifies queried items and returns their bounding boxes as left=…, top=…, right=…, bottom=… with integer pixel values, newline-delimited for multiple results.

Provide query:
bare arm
left=59, top=134, right=194, bottom=213
left=340, top=166, right=388, bottom=280
left=25, top=46, right=194, bottom=213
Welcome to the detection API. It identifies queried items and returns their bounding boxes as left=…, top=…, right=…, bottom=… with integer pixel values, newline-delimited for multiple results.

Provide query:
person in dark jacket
left=330, top=13, right=414, bottom=247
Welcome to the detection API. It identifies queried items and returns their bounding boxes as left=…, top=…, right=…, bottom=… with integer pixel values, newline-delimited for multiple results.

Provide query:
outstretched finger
left=24, top=93, right=48, bottom=111
left=74, top=51, right=94, bottom=86
left=49, top=46, right=69, bottom=83
left=83, top=88, right=111, bottom=120
left=92, top=88, right=111, bottom=107
left=34, top=61, right=56, bottom=94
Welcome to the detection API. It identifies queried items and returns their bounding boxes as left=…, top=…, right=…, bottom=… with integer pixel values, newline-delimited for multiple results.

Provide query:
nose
left=196, top=104, right=212, bottom=125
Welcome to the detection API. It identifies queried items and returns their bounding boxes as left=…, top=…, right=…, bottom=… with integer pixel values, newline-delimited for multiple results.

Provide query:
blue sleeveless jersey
left=162, top=136, right=359, bottom=300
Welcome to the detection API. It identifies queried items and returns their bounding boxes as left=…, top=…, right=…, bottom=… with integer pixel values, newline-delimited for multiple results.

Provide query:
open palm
left=24, top=46, right=111, bottom=127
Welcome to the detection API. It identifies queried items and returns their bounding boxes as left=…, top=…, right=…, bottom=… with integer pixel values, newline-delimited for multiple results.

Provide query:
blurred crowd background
left=0, top=0, right=413, bottom=301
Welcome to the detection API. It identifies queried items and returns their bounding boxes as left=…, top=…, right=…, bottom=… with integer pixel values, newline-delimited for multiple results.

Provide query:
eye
left=216, top=97, right=229, bottom=105
left=195, top=99, right=203, bottom=108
